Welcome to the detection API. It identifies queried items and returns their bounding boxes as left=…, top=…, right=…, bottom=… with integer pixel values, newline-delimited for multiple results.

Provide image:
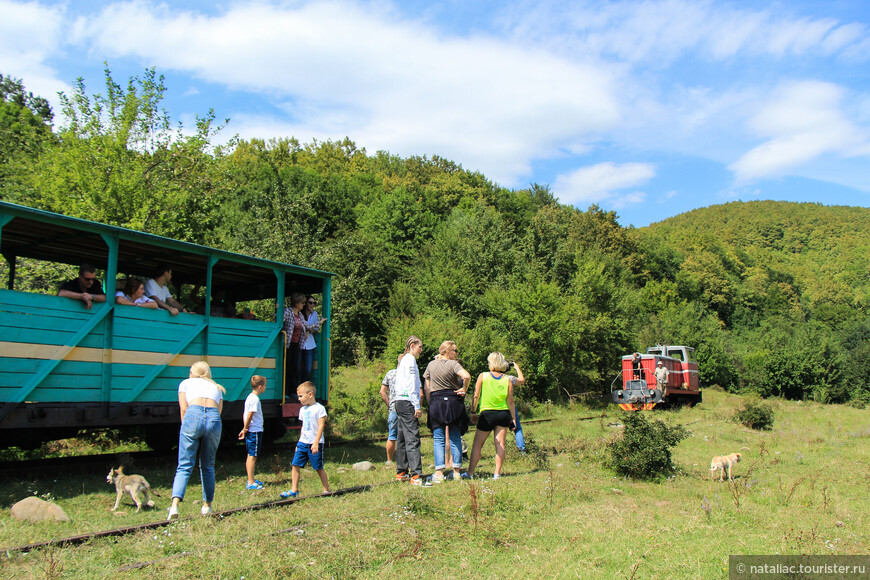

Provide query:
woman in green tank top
left=464, top=352, right=524, bottom=479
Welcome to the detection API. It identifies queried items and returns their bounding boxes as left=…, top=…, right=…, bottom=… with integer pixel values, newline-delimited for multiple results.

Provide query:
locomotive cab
left=611, top=345, right=701, bottom=410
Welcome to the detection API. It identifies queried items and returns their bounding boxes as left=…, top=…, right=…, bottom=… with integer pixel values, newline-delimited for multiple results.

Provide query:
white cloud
left=553, top=162, right=655, bottom=206
left=729, top=81, right=870, bottom=182
left=0, top=0, right=69, bottom=110
left=68, top=0, right=621, bottom=186
left=505, top=0, right=869, bottom=64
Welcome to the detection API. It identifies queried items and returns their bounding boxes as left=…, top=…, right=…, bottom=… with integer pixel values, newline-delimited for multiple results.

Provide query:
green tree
left=0, top=74, right=54, bottom=198
left=23, top=65, right=224, bottom=241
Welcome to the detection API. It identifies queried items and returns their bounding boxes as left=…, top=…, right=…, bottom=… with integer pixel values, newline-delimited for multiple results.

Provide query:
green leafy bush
left=607, top=412, right=688, bottom=480
left=326, top=381, right=386, bottom=440
left=733, top=400, right=774, bottom=430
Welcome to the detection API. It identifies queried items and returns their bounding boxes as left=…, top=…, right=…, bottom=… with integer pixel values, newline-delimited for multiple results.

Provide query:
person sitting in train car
left=145, top=263, right=188, bottom=316
left=209, top=287, right=237, bottom=318
left=57, top=263, right=107, bottom=310
left=114, top=277, right=158, bottom=309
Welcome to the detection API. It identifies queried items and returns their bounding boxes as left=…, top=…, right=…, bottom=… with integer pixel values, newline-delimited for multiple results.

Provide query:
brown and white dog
left=107, top=467, right=157, bottom=511
left=709, top=453, right=742, bottom=481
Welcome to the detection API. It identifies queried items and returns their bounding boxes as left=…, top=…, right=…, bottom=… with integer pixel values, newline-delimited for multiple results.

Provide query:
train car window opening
left=0, top=201, right=334, bottom=451
left=0, top=255, right=84, bottom=295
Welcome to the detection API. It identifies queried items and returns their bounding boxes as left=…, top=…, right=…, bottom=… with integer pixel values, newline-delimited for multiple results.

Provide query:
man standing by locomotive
left=654, top=361, right=670, bottom=390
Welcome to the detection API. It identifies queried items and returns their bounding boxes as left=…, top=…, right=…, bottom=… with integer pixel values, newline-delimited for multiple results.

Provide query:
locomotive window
left=667, top=349, right=684, bottom=361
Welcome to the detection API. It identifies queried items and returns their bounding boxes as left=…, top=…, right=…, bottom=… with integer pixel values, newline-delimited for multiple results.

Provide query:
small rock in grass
left=352, top=461, right=376, bottom=471
left=11, top=497, right=70, bottom=523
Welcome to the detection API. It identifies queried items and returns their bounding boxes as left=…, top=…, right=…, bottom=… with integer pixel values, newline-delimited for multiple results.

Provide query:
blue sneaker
left=460, top=472, right=472, bottom=480
left=255, top=480, right=263, bottom=486
left=280, top=490, right=298, bottom=499
left=246, top=482, right=264, bottom=490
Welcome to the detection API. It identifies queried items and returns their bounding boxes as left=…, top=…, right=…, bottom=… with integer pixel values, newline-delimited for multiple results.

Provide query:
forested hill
left=645, top=201, right=870, bottom=309
left=2, top=70, right=869, bottom=406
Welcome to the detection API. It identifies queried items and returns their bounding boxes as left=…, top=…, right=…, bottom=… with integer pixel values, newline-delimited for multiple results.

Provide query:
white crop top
left=178, top=377, right=223, bottom=404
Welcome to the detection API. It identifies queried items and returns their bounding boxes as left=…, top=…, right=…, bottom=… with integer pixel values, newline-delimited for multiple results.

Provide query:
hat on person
left=657, top=361, right=663, bottom=366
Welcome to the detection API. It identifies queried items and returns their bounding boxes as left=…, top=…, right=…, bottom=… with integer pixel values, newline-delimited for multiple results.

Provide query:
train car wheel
left=144, top=426, right=178, bottom=452
left=263, top=419, right=287, bottom=447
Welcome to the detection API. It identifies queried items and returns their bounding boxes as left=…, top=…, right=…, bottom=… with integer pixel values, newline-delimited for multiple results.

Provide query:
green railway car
left=0, top=201, right=333, bottom=450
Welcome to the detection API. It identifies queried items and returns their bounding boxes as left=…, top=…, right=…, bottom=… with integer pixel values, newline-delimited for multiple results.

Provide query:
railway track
left=2, top=417, right=569, bottom=477
left=0, top=482, right=389, bottom=556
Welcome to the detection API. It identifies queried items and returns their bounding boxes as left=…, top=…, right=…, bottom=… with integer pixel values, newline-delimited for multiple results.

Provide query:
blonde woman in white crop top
left=168, top=361, right=226, bottom=520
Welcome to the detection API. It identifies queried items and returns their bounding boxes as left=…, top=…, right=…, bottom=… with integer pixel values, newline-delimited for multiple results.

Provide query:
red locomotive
left=611, top=345, right=701, bottom=410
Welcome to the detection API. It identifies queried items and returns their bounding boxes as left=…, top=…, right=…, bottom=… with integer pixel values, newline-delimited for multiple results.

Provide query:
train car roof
left=0, top=201, right=334, bottom=297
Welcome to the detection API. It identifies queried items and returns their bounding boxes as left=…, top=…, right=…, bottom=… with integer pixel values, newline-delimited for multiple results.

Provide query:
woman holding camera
left=464, top=352, right=524, bottom=480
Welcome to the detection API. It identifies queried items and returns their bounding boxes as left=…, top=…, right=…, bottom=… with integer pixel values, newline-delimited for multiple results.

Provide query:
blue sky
left=2, top=0, right=869, bottom=227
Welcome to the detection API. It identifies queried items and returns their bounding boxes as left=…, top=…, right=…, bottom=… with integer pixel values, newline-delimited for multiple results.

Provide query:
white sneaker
left=201, top=504, right=213, bottom=515
left=492, top=474, right=501, bottom=480
left=167, top=505, right=179, bottom=520
left=430, top=473, right=445, bottom=484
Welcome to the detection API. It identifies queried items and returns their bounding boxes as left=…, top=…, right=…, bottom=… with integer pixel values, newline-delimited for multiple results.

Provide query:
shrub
left=326, top=381, right=387, bottom=440
left=733, top=400, right=774, bottom=430
left=607, top=412, right=688, bottom=480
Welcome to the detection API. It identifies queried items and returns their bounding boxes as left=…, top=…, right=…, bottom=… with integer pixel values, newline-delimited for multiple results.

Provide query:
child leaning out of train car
left=239, top=375, right=267, bottom=490
left=281, top=382, right=330, bottom=498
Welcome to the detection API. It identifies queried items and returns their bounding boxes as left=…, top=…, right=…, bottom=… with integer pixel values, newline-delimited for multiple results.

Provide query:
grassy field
left=1, top=389, right=868, bottom=578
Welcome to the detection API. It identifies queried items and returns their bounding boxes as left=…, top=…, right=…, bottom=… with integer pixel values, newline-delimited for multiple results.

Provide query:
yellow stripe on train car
left=0, top=341, right=275, bottom=369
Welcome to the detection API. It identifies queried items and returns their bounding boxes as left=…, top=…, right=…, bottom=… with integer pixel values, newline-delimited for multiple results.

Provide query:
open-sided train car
left=0, top=201, right=333, bottom=450
left=611, top=345, right=701, bottom=410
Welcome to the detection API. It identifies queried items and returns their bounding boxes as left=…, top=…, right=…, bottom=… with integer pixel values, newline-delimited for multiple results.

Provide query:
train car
left=610, top=345, right=701, bottom=410
left=0, top=201, right=333, bottom=450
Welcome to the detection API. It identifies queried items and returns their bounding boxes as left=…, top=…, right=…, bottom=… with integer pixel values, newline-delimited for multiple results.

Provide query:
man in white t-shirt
left=145, top=263, right=188, bottom=316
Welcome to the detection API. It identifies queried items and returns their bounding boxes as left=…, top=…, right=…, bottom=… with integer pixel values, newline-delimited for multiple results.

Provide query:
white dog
left=709, top=453, right=742, bottom=482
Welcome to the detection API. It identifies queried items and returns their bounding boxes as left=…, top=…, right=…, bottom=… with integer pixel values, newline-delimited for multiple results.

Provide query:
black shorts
left=477, top=410, right=512, bottom=432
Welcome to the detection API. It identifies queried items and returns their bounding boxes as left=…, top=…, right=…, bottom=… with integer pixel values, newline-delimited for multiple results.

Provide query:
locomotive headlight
left=649, top=389, right=655, bottom=395
left=617, top=390, right=623, bottom=396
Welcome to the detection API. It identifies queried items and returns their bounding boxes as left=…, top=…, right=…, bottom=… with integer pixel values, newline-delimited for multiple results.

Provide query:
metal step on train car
left=0, top=201, right=333, bottom=450
left=610, top=345, right=702, bottom=410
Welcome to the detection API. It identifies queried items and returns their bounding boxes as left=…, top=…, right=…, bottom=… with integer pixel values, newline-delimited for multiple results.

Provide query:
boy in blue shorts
left=281, top=381, right=330, bottom=498
left=239, top=375, right=267, bottom=489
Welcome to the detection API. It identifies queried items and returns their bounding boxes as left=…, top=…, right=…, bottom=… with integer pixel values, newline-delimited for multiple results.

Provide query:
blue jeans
left=286, top=343, right=302, bottom=393
left=514, top=413, right=525, bottom=452
left=387, top=408, right=398, bottom=441
left=300, top=348, right=314, bottom=382
left=432, top=425, right=463, bottom=470
left=171, top=405, right=222, bottom=502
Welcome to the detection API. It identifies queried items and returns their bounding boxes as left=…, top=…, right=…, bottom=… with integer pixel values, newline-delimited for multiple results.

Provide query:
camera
left=506, top=362, right=515, bottom=370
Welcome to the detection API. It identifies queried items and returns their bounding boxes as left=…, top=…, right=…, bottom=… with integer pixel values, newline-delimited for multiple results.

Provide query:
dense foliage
left=607, top=412, right=688, bottom=480
left=733, top=400, right=775, bottom=431
left=1, top=69, right=868, bottom=403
